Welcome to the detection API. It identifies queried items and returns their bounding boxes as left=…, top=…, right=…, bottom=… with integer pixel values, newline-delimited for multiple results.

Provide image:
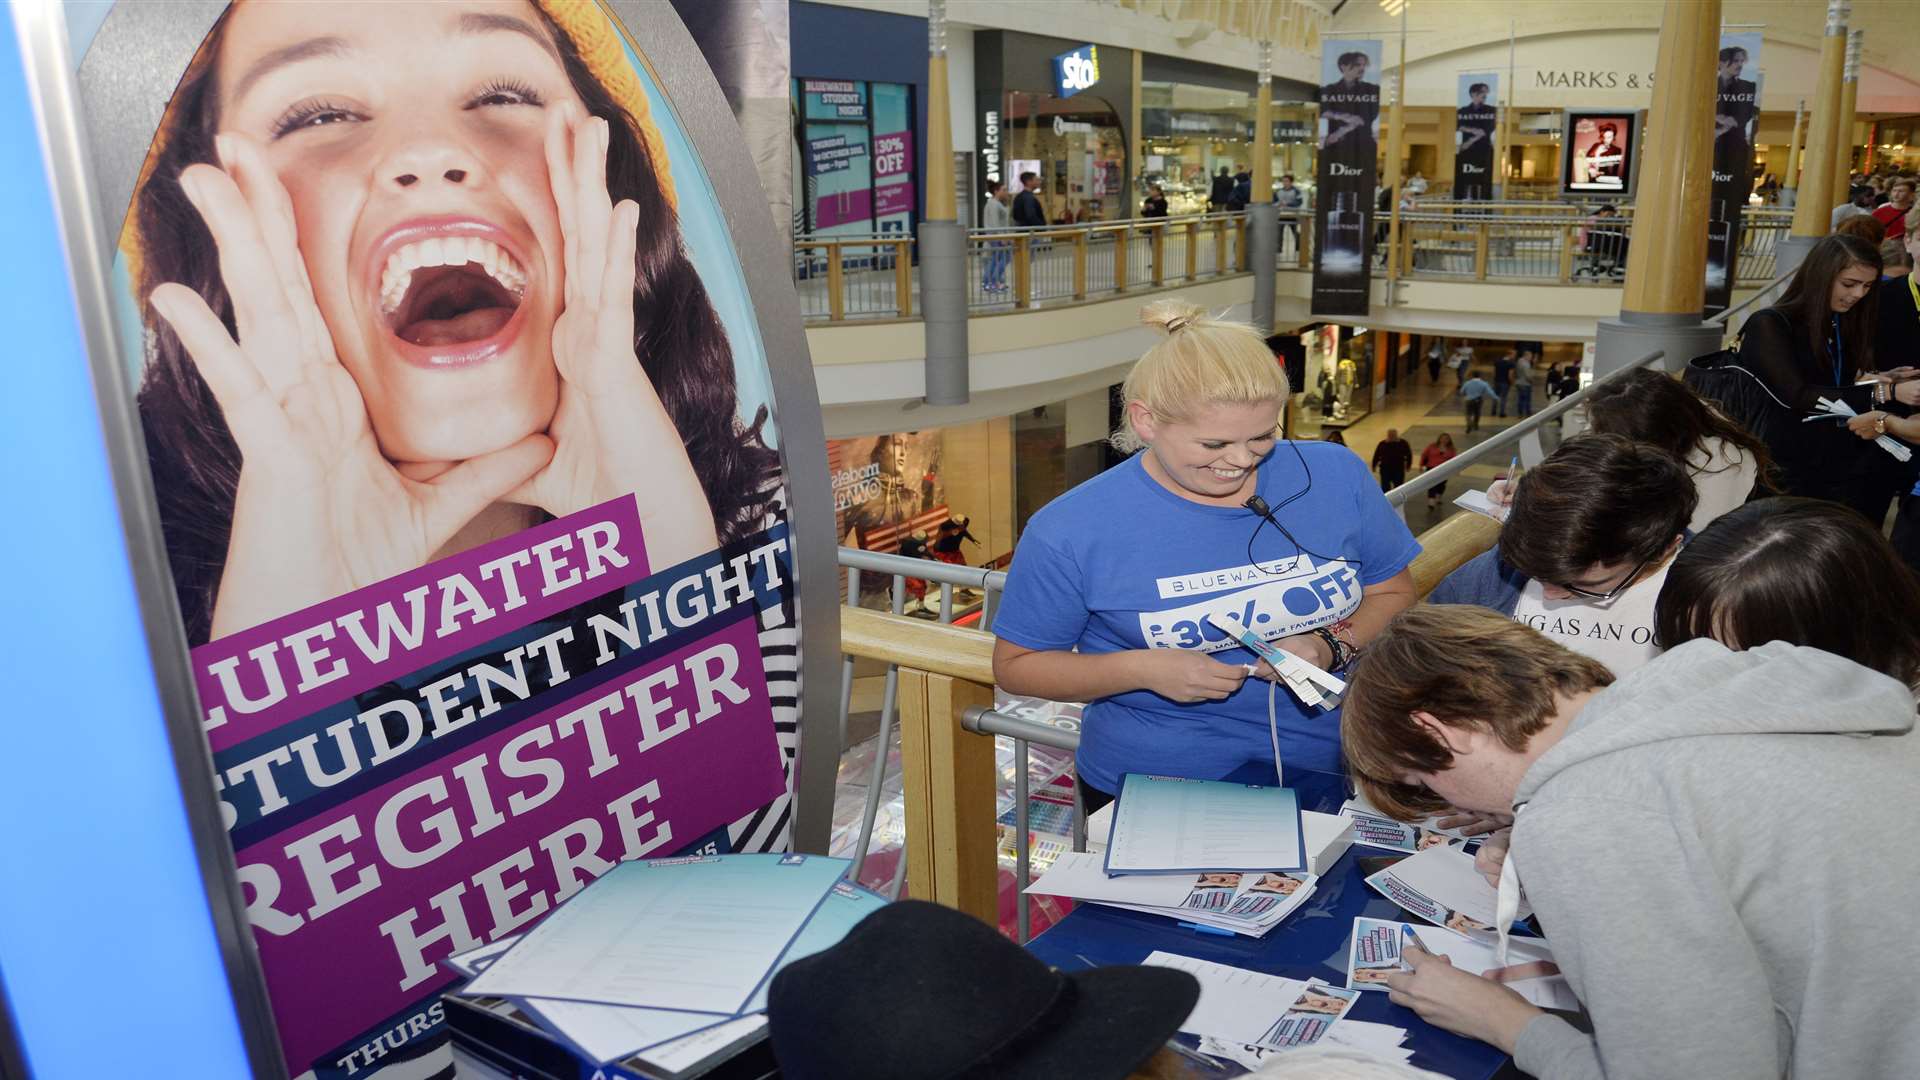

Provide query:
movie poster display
left=93, top=3, right=807, bottom=1077
left=1706, top=33, right=1763, bottom=313
left=1454, top=73, right=1499, bottom=202
left=1562, top=110, right=1641, bottom=195
left=1312, top=39, right=1381, bottom=317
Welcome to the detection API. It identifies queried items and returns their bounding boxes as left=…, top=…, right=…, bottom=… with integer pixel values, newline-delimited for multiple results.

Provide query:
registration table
left=1023, top=765, right=1516, bottom=1079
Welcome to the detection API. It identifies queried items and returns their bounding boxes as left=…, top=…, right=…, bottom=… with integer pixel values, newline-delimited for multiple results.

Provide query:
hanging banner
left=1454, top=73, right=1498, bottom=202
left=85, top=2, right=812, bottom=1077
left=1313, top=39, right=1381, bottom=317
left=1705, top=33, right=1763, bottom=314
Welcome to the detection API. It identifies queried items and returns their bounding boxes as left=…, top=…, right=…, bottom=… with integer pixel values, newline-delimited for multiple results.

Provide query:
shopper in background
left=1141, top=183, right=1169, bottom=219
left=1012, top=171, right=1048, bottom=228
left=1229, top=167, right=1252, bottom=211
left=1324, top=428, right=1349, bottom=447
left=1513, top=347, right=1537, bottom=418
left=1458, top=370, right=1496, bottom=434
left=981, top=180, right=1012, bottom=293
left=993, top=299, right=1421, bottom=812
left=1656, top=497, right=1920, bottom=689
left=1491, top=350, right=1516, bottom=417
left=1430, top=434, right=1696, bottom=676
left=1210, top=164, right=1234, bottom=212
left=1872, top=179, right=1914, bottom=240
left=1449, top=344, right=1472, bottom=388
left=1737, top=233, right=1917, bottom=522
left=1881, top=239, right=1914, bottom=281
left=1425, top=340, right=1445, bottom=384
left=1876, top=207, right=1920, bottom=365
left=1834, top=211, right=1884, bottom=249
left=1371, top=428, right=1413, bottom=493
left=1831, top=184, right=1874, bottom=230
left=1276, top=173, right=1305, bottom=254
left=1419, top=432, right=1459, bottom=512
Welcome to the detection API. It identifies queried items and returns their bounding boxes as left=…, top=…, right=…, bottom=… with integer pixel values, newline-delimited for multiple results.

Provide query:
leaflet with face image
left=1344, top=917, right=1575, bottom=1010
left=1339, top=798, right=1471, bottom=854
left=1259, top=980, right=1361, bottom=1049
left=1363, top=843, right=1530, bottom=938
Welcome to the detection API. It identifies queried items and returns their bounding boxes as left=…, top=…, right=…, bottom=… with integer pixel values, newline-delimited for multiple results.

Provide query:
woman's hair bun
left=1141, top=298, right=1206, bottom=336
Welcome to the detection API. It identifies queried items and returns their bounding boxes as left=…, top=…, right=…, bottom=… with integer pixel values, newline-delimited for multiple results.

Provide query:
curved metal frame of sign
left=49, top=4, right=839, bottom=1077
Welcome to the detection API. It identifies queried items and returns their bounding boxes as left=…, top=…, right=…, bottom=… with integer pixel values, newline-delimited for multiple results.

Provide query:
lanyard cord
left=1829, top=315, right=1846, bottom=387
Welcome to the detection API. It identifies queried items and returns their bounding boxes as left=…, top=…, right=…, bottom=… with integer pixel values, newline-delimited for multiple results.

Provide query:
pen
left=1178, top=921, right=1237, bottom=937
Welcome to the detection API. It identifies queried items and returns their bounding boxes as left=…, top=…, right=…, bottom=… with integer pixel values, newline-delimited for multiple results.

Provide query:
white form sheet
left=1363, top=843, right=1532, bottom=933
left=1105, top=775, right=1304, bottom=874
left=1141, top=952, right=1309, bottom=1045
left=461, top=854, right=849, bottom=1013
left=443, top=935, right=521, bottom=977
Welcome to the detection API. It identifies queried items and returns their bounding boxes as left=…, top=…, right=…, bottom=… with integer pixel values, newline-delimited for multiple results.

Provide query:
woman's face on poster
left=215, top=0, right=585, bottom=464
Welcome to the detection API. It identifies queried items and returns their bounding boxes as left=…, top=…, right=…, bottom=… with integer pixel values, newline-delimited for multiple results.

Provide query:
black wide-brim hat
left=768, top=899, right=1200, bottom=1080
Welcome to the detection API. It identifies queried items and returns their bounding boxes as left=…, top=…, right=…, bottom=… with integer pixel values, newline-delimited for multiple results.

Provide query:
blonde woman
left=992, top=300, right=1421, bottom=811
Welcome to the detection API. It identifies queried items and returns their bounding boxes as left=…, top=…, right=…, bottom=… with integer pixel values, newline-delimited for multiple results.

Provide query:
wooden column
left=1619, top=0, right=1720, bottom=315
left=1782, top=98, right=1806, bottom=198
left=1383, top=14, right=1408, bottom=293
left=1830, top=28, right=1861, bottom=204
left=1252, top=55, right=1274, bottom=202
left=1790, top=1, right=1850, bottom=238
left=1130, top=48, right=1144, bottom=218
left=926, top=37, right=955, bottom=221
left=898, top=670, right=997, bottom=922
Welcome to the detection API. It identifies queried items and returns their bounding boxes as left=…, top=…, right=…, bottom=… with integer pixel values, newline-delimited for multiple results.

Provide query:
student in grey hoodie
left=1342, top=604, right=1920, bottom=1079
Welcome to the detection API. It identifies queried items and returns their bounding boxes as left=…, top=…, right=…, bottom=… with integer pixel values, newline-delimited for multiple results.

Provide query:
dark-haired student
left=1656, top=497, right=1920, bottom=691
left=1581, top=368, right=1767, bottom=529
left=1341, top=605, right=1920, bottom=1080
left=1738, top=233, right=1920, bottom=521
left=1428, top=434, right=1695, bottom=676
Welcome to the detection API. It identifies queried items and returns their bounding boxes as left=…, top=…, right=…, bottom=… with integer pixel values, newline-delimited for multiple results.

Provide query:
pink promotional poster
left=101, top=1, right=805, bottom=1076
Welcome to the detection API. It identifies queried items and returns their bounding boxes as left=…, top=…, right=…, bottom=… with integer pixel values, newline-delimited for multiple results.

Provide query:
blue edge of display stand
left=0, top=13, right=257, bottom=1079
left=1026, top=763, right=1514, bottom=1079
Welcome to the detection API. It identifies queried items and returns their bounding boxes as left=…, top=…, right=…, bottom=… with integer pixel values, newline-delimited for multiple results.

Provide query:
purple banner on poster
left=876, top=184, right=915, bottom=216
left=815, top=187, right=875, bottom=229
left=873, top=130, right=912, bottom=179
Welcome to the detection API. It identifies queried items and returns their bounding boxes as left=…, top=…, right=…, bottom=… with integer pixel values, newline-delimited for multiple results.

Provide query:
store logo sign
left=1054, top=44, right=1101, bottom=97
left=983, top=109, right=1002, bottom=184
left=1053, top=116, right=1094, bottom=136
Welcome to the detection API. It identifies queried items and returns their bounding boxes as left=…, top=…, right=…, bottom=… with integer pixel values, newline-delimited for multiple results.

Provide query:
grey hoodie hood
left=1514, top=637, right=1915, bottom=807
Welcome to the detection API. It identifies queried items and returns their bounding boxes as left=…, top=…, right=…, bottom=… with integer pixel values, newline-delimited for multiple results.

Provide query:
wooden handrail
left=840, top=605, right=994, bottom=683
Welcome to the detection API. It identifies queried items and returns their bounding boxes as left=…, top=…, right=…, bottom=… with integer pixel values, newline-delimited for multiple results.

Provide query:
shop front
left=975, top=31, right=1138, bottom=222
left=1136, top=55, right=1316, bottom=213
left=1290, top=324, right=1374, bottom=435
left=790, top=1, right=930, bottom=237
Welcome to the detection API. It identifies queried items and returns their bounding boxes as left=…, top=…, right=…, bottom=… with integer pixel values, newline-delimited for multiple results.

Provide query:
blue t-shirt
left=993, top=444, right=1421, bottom=792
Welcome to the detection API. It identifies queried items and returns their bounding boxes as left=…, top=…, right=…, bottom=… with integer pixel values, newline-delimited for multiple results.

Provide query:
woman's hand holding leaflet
left=1386, top=944, right=1541, bottom=1054
left=509, top=103, right=718, bottom=572
left=151, top=133, right=554, bottom=639
left=1139, top=649, right=1249, bottom=703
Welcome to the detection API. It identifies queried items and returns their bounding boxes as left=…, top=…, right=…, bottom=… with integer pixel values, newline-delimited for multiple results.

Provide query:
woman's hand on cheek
left=152, top=134, right=551, bottom=639
left=1386, top=946, right=1541, bottom=1054
left=514, top=102, right=719, bottom=571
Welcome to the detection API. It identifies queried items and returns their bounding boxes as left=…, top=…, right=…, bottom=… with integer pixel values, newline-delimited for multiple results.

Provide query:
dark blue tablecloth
left=1023, top=765, right=1514, bottom=1079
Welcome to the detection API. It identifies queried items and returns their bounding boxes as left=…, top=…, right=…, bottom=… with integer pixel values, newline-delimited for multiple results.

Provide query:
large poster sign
left=1454, top=73, right=1498, bottom=202
left=1313, top=39, right=1381, bottom=318
left=1563, top=110, right=1640, bottom=194
left=1706, top=33, right=1763, bottom=314
left=107, top=2, right=801, bottom=1077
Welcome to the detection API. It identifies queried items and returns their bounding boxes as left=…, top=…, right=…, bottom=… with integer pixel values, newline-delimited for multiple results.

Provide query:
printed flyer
left=105, top=2, right=802, bottom=1076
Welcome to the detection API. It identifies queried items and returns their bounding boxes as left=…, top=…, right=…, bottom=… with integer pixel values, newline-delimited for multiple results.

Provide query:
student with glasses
left=1428, top=434, right=1695, bottom=676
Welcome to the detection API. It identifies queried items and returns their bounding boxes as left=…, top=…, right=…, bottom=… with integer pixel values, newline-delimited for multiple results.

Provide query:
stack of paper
left=1026, top=851, right=1318, bottom=937
left=1345, top=916, right=1578, bottom=1011
left=1105, top=774, right=1306, bottom=875
left=443, top=855, right=884, bottom=1071
left=1086, top=801, right=1354, bottom=877
left=1453, top=487, right=1510, bottom=522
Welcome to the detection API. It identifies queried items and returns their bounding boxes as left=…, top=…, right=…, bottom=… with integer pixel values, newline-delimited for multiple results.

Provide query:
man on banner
left=1313, top=42, right=1381, bottom=316
left=1455, top=78, right=1498, bottom=202
left=1319, top=51, right=1379, bottom=175
left=1706, top=36, right=1762, bottom=311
